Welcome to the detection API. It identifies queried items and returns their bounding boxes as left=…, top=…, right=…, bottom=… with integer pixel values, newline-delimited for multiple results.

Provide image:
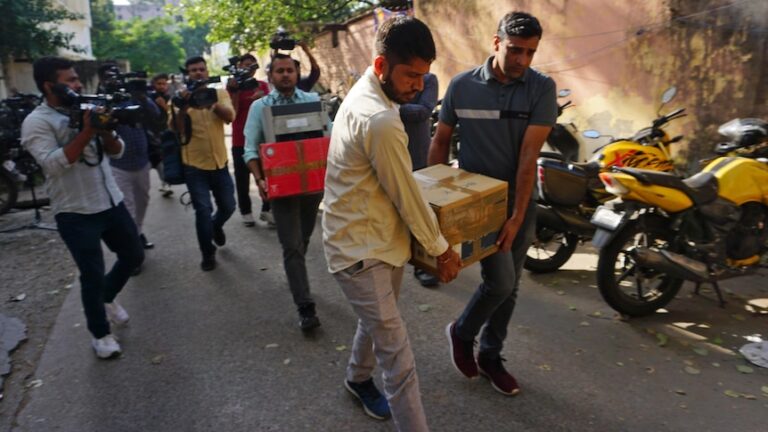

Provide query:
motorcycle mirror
left=557, top=89, right=571, bottom=98
left=660, top=86, right=677, bottom=104
left=583, top=130, right=602, bottom=139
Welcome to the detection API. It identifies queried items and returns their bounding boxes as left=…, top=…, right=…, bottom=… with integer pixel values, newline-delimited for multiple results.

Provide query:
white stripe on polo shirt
left=456, top=109, right=500, bottom=119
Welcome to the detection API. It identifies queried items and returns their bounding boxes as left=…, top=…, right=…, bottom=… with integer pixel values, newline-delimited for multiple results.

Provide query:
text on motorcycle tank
left=605, top=149, right=675, bottom=171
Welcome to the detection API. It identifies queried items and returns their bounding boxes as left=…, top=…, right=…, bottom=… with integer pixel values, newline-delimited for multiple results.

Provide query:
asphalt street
left=12, top=170, right=768, bottom=432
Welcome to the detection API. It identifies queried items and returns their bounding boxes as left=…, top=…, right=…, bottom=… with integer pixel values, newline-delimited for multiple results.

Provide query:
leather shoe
left=415, top=268, right=439, bottom=287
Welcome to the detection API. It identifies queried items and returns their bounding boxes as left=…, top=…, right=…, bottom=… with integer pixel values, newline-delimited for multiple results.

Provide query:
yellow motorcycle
left=526, top=87, right=683, bottom=273
left=591, top=135, right=768, bottom=316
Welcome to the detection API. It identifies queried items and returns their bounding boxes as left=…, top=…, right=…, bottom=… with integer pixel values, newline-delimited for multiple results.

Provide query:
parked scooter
left=525, top=87, right=683, bottom=273
left=591, top=118, right=768, bottom=316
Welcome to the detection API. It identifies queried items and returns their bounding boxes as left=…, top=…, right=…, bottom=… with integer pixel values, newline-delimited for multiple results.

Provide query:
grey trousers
left=334, top=259, right=429, bottom=432
left=112, top=164, right=150, bottom=234
left=271, top=193, right=323, bottom=309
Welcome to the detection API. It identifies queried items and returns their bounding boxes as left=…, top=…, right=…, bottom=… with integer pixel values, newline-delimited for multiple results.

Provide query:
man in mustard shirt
left=172, top=56, right=236, bottom=271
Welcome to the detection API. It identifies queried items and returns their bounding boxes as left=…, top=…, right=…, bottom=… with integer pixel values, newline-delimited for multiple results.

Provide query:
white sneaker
left=259, top=211, right=276, bottom=229
left=92, top=334, right=122, bottom=359
left=105, top=301, right=130, bottom=326
left=242, top=213, right=256, bottom=227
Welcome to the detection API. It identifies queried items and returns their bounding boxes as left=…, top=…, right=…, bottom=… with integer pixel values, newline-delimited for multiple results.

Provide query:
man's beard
left=380, top=69, right=412, bottom=104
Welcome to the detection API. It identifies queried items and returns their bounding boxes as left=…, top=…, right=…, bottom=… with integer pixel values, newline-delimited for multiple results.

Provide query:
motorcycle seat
left=614, top=167, right=719, bottom=205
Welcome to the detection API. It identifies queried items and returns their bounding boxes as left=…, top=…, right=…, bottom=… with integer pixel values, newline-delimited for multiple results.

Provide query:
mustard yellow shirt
left=180, top=88, right=233, bottom=170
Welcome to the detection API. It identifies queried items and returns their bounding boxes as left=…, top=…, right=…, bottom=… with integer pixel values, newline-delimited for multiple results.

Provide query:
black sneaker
left=140, top=234, right=154, bottom=250
left=201, top=253, right=216, bottom=271
left=344, top=378, right=391, bottom=420
left=213, top=227, right=226, bottom=246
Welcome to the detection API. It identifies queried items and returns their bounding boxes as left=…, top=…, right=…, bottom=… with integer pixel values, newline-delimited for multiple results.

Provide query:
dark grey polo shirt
left=440, top=57, right=557, bottom=183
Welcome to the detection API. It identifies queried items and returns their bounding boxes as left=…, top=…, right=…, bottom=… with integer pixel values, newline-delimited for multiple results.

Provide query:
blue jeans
left=271, top=193, right=323, bottom=309
left=184, top=165, right=236, bottom=256
left=55, top=203, right=144, bottom=339
left=455, top=200, right=537, bottom=358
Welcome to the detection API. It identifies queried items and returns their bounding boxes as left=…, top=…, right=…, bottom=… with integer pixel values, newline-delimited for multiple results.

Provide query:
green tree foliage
left=90, top=0, right=185, bottom=74
left=180, top=22, right=212, bottom=59
left=179, top=0, right=373, bottom=51
left=0, top=0, right=83, bottom=60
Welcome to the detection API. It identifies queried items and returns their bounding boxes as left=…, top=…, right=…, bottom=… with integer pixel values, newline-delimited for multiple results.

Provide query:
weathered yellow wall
left=307, top=1, right=767, bottom=170
left=416, top=0, right=768, bottom=170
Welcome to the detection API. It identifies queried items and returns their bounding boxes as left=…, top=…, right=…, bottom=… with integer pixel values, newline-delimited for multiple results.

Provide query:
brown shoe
left=478, top=355, right=520, bottom=396
left=445, top=322, right=478, bottom=378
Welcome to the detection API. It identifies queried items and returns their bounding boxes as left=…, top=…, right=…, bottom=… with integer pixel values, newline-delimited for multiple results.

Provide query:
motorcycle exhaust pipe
left=634, top=248, right=710, bottom=282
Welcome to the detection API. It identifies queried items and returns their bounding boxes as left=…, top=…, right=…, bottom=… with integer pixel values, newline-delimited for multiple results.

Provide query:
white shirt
left=322, top=67, right=449, bottom=273
left=21, top=101, right=124, bottom=215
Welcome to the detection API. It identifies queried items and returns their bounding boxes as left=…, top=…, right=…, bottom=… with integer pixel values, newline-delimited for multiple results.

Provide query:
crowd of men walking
left=21, top=11, right=556, bottom=432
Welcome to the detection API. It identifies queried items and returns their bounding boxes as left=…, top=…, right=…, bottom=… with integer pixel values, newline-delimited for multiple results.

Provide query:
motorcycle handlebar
left=653, top=108, right=686, bottom=128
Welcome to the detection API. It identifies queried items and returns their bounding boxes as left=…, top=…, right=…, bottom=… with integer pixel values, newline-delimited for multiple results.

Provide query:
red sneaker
left=445, top=322, right=478, bottom=378
left=478, top=355, right=520, bottom=396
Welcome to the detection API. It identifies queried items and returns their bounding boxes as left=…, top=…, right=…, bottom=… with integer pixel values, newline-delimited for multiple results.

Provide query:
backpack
left=160, top=129, right=185, bottom=185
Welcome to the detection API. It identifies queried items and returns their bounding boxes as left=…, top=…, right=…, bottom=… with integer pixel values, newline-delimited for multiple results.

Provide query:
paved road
left=13, top=173, right=768, bottom=432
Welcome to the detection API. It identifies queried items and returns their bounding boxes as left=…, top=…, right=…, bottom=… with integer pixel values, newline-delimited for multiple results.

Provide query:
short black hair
left=497, top=11, right=543, bottom=39
left=374, top=16, right=436, bottom=65
left=184, top=56, right=206, bottom=70
left=269, top=53, right=296, bottom=73
left=152, top=73, right=169, bottom=83
left=33, top=56, right=74, bottom=94
left=239, top=53, right=257, bottom=63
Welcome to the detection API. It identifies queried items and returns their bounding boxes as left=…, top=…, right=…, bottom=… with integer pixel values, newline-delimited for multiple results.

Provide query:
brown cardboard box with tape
left=410, top=165, right=508, bottom=274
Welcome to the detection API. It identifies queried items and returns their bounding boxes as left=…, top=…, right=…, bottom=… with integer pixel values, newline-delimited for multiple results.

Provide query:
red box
left=259, top=137, right=330, bottom=199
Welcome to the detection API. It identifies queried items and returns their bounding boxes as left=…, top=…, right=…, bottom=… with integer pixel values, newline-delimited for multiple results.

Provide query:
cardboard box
left=260, top=137, right=330, bottom=199
left=410, top=165, right=508, bottom=274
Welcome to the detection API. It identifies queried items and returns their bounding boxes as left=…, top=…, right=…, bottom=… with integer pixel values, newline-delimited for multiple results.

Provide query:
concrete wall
left=416, top=0, right=768, bottom=169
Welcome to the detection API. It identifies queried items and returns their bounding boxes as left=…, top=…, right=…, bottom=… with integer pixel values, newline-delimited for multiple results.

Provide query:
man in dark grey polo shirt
left=429, top=11, right=557, bottom=396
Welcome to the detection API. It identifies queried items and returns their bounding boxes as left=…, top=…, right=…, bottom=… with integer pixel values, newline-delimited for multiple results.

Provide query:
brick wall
left=307, top=12, right=377, bottom=97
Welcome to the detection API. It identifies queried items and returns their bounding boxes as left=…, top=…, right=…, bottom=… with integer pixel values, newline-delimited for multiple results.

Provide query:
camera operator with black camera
left=21, top=57, right=144, bottom=360
left=224, top=54, right=272, bottom=228
left=170, top=56, right=236, bottom=271
left=98, top=64, right=165, bottom=258
left=270, top=30, right=321, bottom=92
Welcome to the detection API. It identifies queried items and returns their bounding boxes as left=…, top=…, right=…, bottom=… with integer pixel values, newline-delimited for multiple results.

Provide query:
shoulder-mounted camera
left=270, top=30, right=296, bottom=51
left=53, top=84, right=145, bottom=130
left=171, top=76, right=221, bottom=109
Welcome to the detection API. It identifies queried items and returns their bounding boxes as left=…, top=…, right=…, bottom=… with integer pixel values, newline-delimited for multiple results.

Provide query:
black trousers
left=232, top=146, right=269, bottom=215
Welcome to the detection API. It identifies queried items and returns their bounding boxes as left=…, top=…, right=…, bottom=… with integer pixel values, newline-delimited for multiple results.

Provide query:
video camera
left=101, top=65, right=149, bottom=94
left=269, top=29, right=296, bottom=51
left=53, top=84, right=145, bottom=130
left=171, top=76, right=221, bottom=109
left=223, top=56, right=260, bottom=91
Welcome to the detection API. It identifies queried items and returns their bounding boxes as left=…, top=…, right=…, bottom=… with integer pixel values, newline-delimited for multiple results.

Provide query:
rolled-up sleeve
left=21, top=116, right=73, bottom=178
left=366, top=111, right=449, bottom=257
left=243, top=99, right=265, bottom=163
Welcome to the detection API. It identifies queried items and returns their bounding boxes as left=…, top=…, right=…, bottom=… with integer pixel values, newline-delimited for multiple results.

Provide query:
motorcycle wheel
left=525, top=228, right=578, bottom=273
left=0, top=169, right=18, bottom=216
left=596, top=218, right=684, bottom=317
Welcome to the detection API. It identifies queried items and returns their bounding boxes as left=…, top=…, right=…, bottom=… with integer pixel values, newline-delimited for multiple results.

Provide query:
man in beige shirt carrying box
left=322, top=16, right=461, bottom=432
